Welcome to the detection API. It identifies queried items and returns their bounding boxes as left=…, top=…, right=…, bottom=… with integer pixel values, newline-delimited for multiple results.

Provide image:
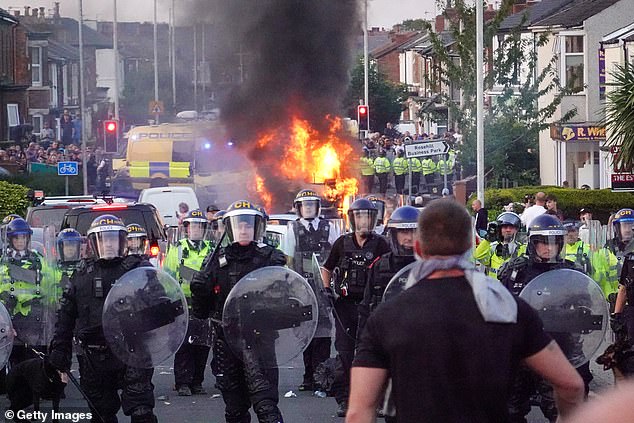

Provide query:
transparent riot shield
left=587, top=220, right=606, bottom=251
left=102, top=267, right=188, bottom=368
left=311, top=253, right=335, bottom=338
left=519, top=269, right=608, bottom=367
left=382, top=262, right=417, bottom=303
left=0, top=302, right=13, bottom=369
left=222, top=266, right=318, bottom=368
left=42, top=225, right=57, bottom=266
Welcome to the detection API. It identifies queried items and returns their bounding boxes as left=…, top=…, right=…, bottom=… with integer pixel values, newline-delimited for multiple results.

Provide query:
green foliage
left=343, top=56, right=409, bottom=131
left=398, top=19, right=428, bottom=31
left=419, top=0, right=575, bottom=183
left=0, top=180, right=30, bottom=217
left=471, top=186, right=634, bottom=223
left=604, top=64, right=634, bottom=170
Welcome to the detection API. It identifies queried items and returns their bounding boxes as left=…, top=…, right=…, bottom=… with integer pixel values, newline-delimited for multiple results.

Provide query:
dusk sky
left=4, top=0, right=436, bottom=29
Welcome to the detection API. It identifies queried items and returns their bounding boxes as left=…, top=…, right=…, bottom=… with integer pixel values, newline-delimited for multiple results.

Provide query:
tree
left=604, top=64, right=634, bottom=170
left=418, top=0, right=575, bottom=185
left=398, top=19, right=428, bottom=31
left=343, top=57, right=408, bottom=132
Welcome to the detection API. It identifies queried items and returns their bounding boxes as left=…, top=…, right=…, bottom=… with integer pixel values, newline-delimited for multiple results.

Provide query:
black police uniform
left=48, top=255, right=157, bottom=423
left=613, top=253, right=634, bottom=376
left=358, top=252, right=415, bottom=336
left=498, top=257, right=592, bottom=423
left=322, top=232, right=390, bottom=407
left=290, top=219, right=332, bottom=389
left=191, top=242, right=287, bottom=423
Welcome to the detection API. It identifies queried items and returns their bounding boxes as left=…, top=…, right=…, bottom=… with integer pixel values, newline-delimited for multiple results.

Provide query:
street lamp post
left=476, top=0, right=485, bottom=205
left=78, top=0, right=88, bottom=195
left=113, top=0, right=119, bottom=120
left=153, top=0, right=159, bottom=123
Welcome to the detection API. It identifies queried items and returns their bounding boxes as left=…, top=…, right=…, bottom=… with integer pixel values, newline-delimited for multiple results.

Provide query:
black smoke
left=178, top=0, right=361, bottom=140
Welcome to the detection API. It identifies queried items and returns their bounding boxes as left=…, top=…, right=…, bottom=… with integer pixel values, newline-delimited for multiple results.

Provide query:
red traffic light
left=358, top=105, right=368, bottom=116
left=105, top=121, right=117, bottom=133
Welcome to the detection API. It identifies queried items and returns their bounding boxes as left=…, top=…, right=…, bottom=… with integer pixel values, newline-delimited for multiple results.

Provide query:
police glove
left=485, top=222, right=499, bottom=242
left=610, top=313, right=627, bottom=336
left=322, top=287, right=337, bottom=303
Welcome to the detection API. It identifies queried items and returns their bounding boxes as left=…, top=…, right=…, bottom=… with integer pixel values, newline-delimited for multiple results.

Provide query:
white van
left=138, top=187, right=200, bottom=227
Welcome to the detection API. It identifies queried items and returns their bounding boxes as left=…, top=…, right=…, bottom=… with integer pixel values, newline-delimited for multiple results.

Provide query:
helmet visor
left=127, top=236, right=149, bottom=255
left=530, top=235, right=564, bottom=263
left=187, top=221, right=207, bottom=241
left=389, top=228, right=416, bottom=256
left=60, top=239, right=82, bottom=262
left=225, top=215, right=266, bottom=246
left=499, top=224, right=518, bottom=243
left=619, top=221, right=634, bottom=244
left=350, top=210, right=378, bottom=234
left=298, top=200, right=320, bottom=219
left=91, top=231, right=127, bottom=260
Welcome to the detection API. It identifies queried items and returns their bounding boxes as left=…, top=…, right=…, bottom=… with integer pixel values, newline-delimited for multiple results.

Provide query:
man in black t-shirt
left=320, top=199, right=390, bottom=417
left=347, top=199, right=584, bottom=423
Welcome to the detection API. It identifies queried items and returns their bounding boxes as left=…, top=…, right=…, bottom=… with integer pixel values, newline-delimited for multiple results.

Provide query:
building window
left=30, top=47, right=42, bottom=86
left=32, top=114, right=43, bottom=136
left=563, top=35, right=584, bottom=93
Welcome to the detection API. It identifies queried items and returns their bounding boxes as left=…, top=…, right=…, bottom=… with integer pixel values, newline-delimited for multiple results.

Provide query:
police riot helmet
left=87, top=214, right=128, bottom=260
left=527, top=214, right=566, bottom=263
left=386, top=206, right=419, bottom=256
left=6, top=218, right=33, bottom=253
left=347, top=198, right=378, bottom=237
left=562, top=220, right=581, bottom=244
left=56, top=228, right=82, bottom=263
left=223, top=200, right=267, bottom=246
left=125, top=223, right=148, bottom=256
left=293, top=189, right=321, bottom=220
left=366, top=195, right=386, bottom=224
left=183, top=209, right=207, bottom=241
left=613, top=208, right=634, bottom=245
left=1, top=214, right=21, bottom=225
left=496, top=212, right=521, bottom=242
left=211, top=209, right=226, bottom=231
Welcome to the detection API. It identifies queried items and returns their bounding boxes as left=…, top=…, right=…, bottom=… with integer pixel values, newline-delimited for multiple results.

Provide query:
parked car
left=138, top=187, right=200, bottom=227
left=26, top=196, right=104, bottom=231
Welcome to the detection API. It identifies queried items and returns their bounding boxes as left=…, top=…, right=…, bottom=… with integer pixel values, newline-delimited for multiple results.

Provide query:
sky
left=3, top=0, right=437, bottom=29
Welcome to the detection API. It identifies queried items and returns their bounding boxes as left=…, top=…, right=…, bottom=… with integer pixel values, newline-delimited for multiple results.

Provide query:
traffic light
left=103, top=120, right=118, bottom=153
left=357, top=104, right=369, bottom=132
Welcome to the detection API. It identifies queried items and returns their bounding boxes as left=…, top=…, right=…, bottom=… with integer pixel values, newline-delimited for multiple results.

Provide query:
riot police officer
left=210, top=210, right=227, bottom=246
left=164, top=209, right=213, bottom=396
left=126, top=224, right=149, bottom=258
left=190, top=200, right=286, bottom=423
left=55, top=228, right=83, bottom=291
left=359, top=205, right=418, bottom=335
left=366, top=195, right=386, bottom=235
left=0, top=218, right=54, bottom=364
left=498, top=214, right=590, bottom=422
left=285, top=189, right=337, bottom=391
left=48, top=215, right=158, bottom=423
left=320, top=199, right=390, bottom=417
left=473, top=212, right=525, bottom=276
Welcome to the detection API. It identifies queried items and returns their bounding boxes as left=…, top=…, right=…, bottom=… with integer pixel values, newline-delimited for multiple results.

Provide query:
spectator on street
left=546, top=194, right=564, bottom=221
left=578, top=208, right=593, bottom=244
left=520, top=191, right=547, bottom=227
left=471, top=199, right=488, bottom=238
left=384, top=122, right=400, bottom=139
left=72, top=114, right=82, bottom=145
left=347, top=199, right=585, bottom=423
left=59, top=110, right=74, bottom=146
left=39, top=121, right=55, bottom=149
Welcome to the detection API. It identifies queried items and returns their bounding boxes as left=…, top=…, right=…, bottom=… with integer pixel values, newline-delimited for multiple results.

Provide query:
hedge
left=1, top=174, right=83, bottom=198
left=0, top=180, right=30, bottom=217
left=471, top=186, right=634, bottom=223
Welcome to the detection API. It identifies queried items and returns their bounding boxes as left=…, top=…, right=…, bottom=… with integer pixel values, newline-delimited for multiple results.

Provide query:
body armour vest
left=369, top=253, right=415, bottom=310
left=334, top=234, right=382, bottom=301
left=292, top=219, right=331, bottom=276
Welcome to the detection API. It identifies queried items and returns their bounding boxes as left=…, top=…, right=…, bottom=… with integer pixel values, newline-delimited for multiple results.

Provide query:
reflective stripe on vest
left=129, top=161, right=191, bottom=178
left=393, top=158, right=409, bottom=175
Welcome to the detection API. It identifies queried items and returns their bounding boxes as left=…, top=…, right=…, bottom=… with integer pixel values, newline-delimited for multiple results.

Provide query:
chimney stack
left=31, top=7, right=38, bottom=17
left=39, top=7, right=46, bottom=19
left=54, top=2, right=60, bottom=18
left=24, top=6, right=30, bottom=16
left=13, top=10, right=21, bottom=17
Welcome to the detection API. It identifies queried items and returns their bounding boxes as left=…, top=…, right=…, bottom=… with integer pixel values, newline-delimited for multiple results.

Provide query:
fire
left=252, top=115, right=358, bottom=215
left=255, top=174, right=273, bottom=211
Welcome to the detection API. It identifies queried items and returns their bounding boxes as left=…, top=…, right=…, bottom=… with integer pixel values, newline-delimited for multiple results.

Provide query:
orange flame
left=252, top=115, right=358, bottom=215
left=255, top=174, right=273, bottom=211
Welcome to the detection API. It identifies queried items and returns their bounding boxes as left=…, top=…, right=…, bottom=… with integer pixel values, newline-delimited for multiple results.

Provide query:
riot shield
left=382, top=262, right=417, bottom=303
left=186, top=317, right=214, bottom=347
left=519, top=269, right=608, bottom=367
left=222, top=266, right=318, bottom=368
left=0, top=301, right=13, bottom=369
left=1, top=259, right=55, bottom=347
left=42, top=225, right=56, bottom=266
left=311, top=253, right=335, bottom=338
left=587, top=220, right=605, bottom=251
left=102, top=267, right=188, bottom=368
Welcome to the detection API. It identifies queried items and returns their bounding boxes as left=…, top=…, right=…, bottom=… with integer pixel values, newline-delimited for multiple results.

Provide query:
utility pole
left=153, top=0, right=159, bottom=123
left=193, top=23, right=198, bottom=111
left=201, top=23, right=206, bottom=109
left=476, top=0, right=485, bottom=205
left=79, top=0, right=88, bottom=194
left=113, top=0, right=119, bottom=120
left=171, top=0, right=176, bottom=109
left=363, top=0, right=369, bottom=128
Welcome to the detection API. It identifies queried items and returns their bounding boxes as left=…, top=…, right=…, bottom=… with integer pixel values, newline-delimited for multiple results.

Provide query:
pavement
left=0, top=346, right=616, bottom=423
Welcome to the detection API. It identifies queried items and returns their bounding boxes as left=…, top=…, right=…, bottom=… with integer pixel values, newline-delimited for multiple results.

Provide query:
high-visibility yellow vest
left=409, top=158, right=423, bottom=173
left=392, top=157, right=409, bottom=176
left=421, top=158, right=436, bottom=175
left=374, top=157, right=391, bottom=174
left=359, top=157, right=375, bottom=176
